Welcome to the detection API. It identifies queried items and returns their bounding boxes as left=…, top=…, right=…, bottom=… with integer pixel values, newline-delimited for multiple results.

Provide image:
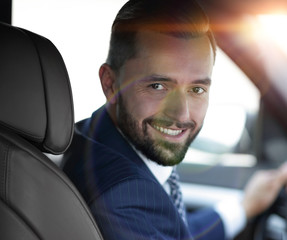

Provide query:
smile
left=152, top=124, right=183, bottom=136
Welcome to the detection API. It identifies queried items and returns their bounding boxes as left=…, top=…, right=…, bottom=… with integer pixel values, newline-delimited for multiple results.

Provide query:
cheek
left=121, top=90, right=160, bottom=123
left=190, top=99, right=209, bottom=124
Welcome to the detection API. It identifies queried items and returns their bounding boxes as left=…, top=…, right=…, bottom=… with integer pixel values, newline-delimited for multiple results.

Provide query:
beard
left=117, top=95, right=202, bottom=166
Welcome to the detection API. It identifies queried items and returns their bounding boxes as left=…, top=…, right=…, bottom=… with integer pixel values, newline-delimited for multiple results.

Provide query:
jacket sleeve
left=187, top=207, right=226, bottom=240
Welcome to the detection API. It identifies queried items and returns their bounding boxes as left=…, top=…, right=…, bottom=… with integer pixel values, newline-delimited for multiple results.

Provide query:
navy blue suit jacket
left=62, top=106, right=226, bottom=240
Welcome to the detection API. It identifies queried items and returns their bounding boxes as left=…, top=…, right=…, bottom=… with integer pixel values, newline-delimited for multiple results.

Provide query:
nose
left=162, top=89, right=190, bottom=123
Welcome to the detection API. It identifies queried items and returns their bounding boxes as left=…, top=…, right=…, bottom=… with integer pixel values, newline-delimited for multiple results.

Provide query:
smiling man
left=108, top=31, right=213, bottom=167
left=62, top=0, right=287, bottom=239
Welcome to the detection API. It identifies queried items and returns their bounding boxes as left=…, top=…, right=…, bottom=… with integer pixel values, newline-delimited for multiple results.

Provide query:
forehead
left=136, top=30, right=213, bottom=62
left=118, top=31, right=214, bottom=83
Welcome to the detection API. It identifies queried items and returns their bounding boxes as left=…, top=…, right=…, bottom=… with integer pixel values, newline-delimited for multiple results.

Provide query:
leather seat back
left=0, top=22, right=103, bottom=240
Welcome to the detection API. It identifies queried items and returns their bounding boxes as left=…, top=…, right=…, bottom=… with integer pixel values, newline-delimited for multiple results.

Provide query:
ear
left=99, top=64, right=117, bottom=104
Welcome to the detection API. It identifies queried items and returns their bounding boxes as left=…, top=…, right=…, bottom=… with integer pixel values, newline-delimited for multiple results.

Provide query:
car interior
left=0, top=22, right=103, bottom=240
left=1, top=0, right=287, bottom=239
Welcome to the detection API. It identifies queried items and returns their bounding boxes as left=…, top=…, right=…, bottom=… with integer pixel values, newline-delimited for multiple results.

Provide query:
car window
left=184, top=14, right=287, bottom=169
left=185, top=48, right=260, bottom=167
left=13, top=0, right=127, bottom=121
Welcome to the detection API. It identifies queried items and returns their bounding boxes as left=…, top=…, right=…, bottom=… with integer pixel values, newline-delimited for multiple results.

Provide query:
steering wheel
left=253, top=188, right=287, bottom=240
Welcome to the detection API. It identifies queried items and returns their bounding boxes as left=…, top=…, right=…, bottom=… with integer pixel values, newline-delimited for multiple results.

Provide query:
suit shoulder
left=63, top=127, right=157, bottom=204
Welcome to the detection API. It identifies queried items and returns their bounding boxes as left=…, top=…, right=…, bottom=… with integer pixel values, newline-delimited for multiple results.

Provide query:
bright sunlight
left=257, top=14, right=287, bottom=54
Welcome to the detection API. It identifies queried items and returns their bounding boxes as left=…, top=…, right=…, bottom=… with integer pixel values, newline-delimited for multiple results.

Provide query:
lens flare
left=257, top=14, right=287, bottom=54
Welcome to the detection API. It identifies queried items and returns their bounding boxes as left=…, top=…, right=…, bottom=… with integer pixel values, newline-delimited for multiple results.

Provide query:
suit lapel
left=80, top=106, right=153, bottom=178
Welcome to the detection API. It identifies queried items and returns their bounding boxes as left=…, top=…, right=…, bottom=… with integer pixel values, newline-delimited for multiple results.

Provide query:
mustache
left=144, top=117, right=196, bottom=129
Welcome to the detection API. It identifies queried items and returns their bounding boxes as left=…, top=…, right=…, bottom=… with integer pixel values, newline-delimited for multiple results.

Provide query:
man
left=62, top=0, right=287, bottom=239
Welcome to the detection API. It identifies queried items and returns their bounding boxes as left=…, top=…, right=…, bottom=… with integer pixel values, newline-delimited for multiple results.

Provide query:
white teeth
left=153, top=125, right=183, bottom=136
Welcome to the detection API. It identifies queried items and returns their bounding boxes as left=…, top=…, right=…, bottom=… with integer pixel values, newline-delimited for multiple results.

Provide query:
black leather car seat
left=0, top=22, right=103, bottom=240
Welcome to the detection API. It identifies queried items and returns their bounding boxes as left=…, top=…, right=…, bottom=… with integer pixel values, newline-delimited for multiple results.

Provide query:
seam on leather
left=9, top=26, right=48, bottom=144
left=3, top=143, right=43, bottom=239
left=12, top=139, right=102, bottom=237
left=6, top=144, right=11, bottom=205
left=17, top=27, right=60, bottom=154
left=0, top=141, right=9, bottom=201
left=23, top=30, right=49, bottom=143
left=0, top=198, right=40, bottom=240
left=0, top=120, right=44, bottom=143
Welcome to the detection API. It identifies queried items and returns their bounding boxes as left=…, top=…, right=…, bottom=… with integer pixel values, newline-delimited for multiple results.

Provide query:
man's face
left=114, top=31, right=214, bottom=166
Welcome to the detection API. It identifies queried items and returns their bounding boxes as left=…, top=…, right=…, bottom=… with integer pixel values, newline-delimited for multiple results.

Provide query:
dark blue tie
left=167, top=168, right=187, bottom=225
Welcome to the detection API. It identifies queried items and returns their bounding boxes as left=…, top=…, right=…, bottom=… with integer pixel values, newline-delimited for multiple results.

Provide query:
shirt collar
left=137, top=149, right=173, bottom=185
left=117, top=127, right=173, bottom=185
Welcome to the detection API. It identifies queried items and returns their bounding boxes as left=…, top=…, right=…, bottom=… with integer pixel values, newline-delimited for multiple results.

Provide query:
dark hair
left=106, top=0, right=216, bottom=73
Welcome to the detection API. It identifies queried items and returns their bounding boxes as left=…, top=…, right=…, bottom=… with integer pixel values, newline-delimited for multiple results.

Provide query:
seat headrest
left=0, top=22, right=74, bottom=154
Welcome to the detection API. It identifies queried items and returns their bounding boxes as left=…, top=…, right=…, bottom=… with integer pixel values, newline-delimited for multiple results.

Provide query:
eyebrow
left=193, top=78, right=212, bottom=86
left=141, top=74, right=212, bottom=86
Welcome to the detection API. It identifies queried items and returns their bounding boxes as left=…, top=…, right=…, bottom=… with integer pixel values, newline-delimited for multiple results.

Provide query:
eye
left=150, top=83, right=165, bottom=90
left=191, top=87, right=205, bottom=94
